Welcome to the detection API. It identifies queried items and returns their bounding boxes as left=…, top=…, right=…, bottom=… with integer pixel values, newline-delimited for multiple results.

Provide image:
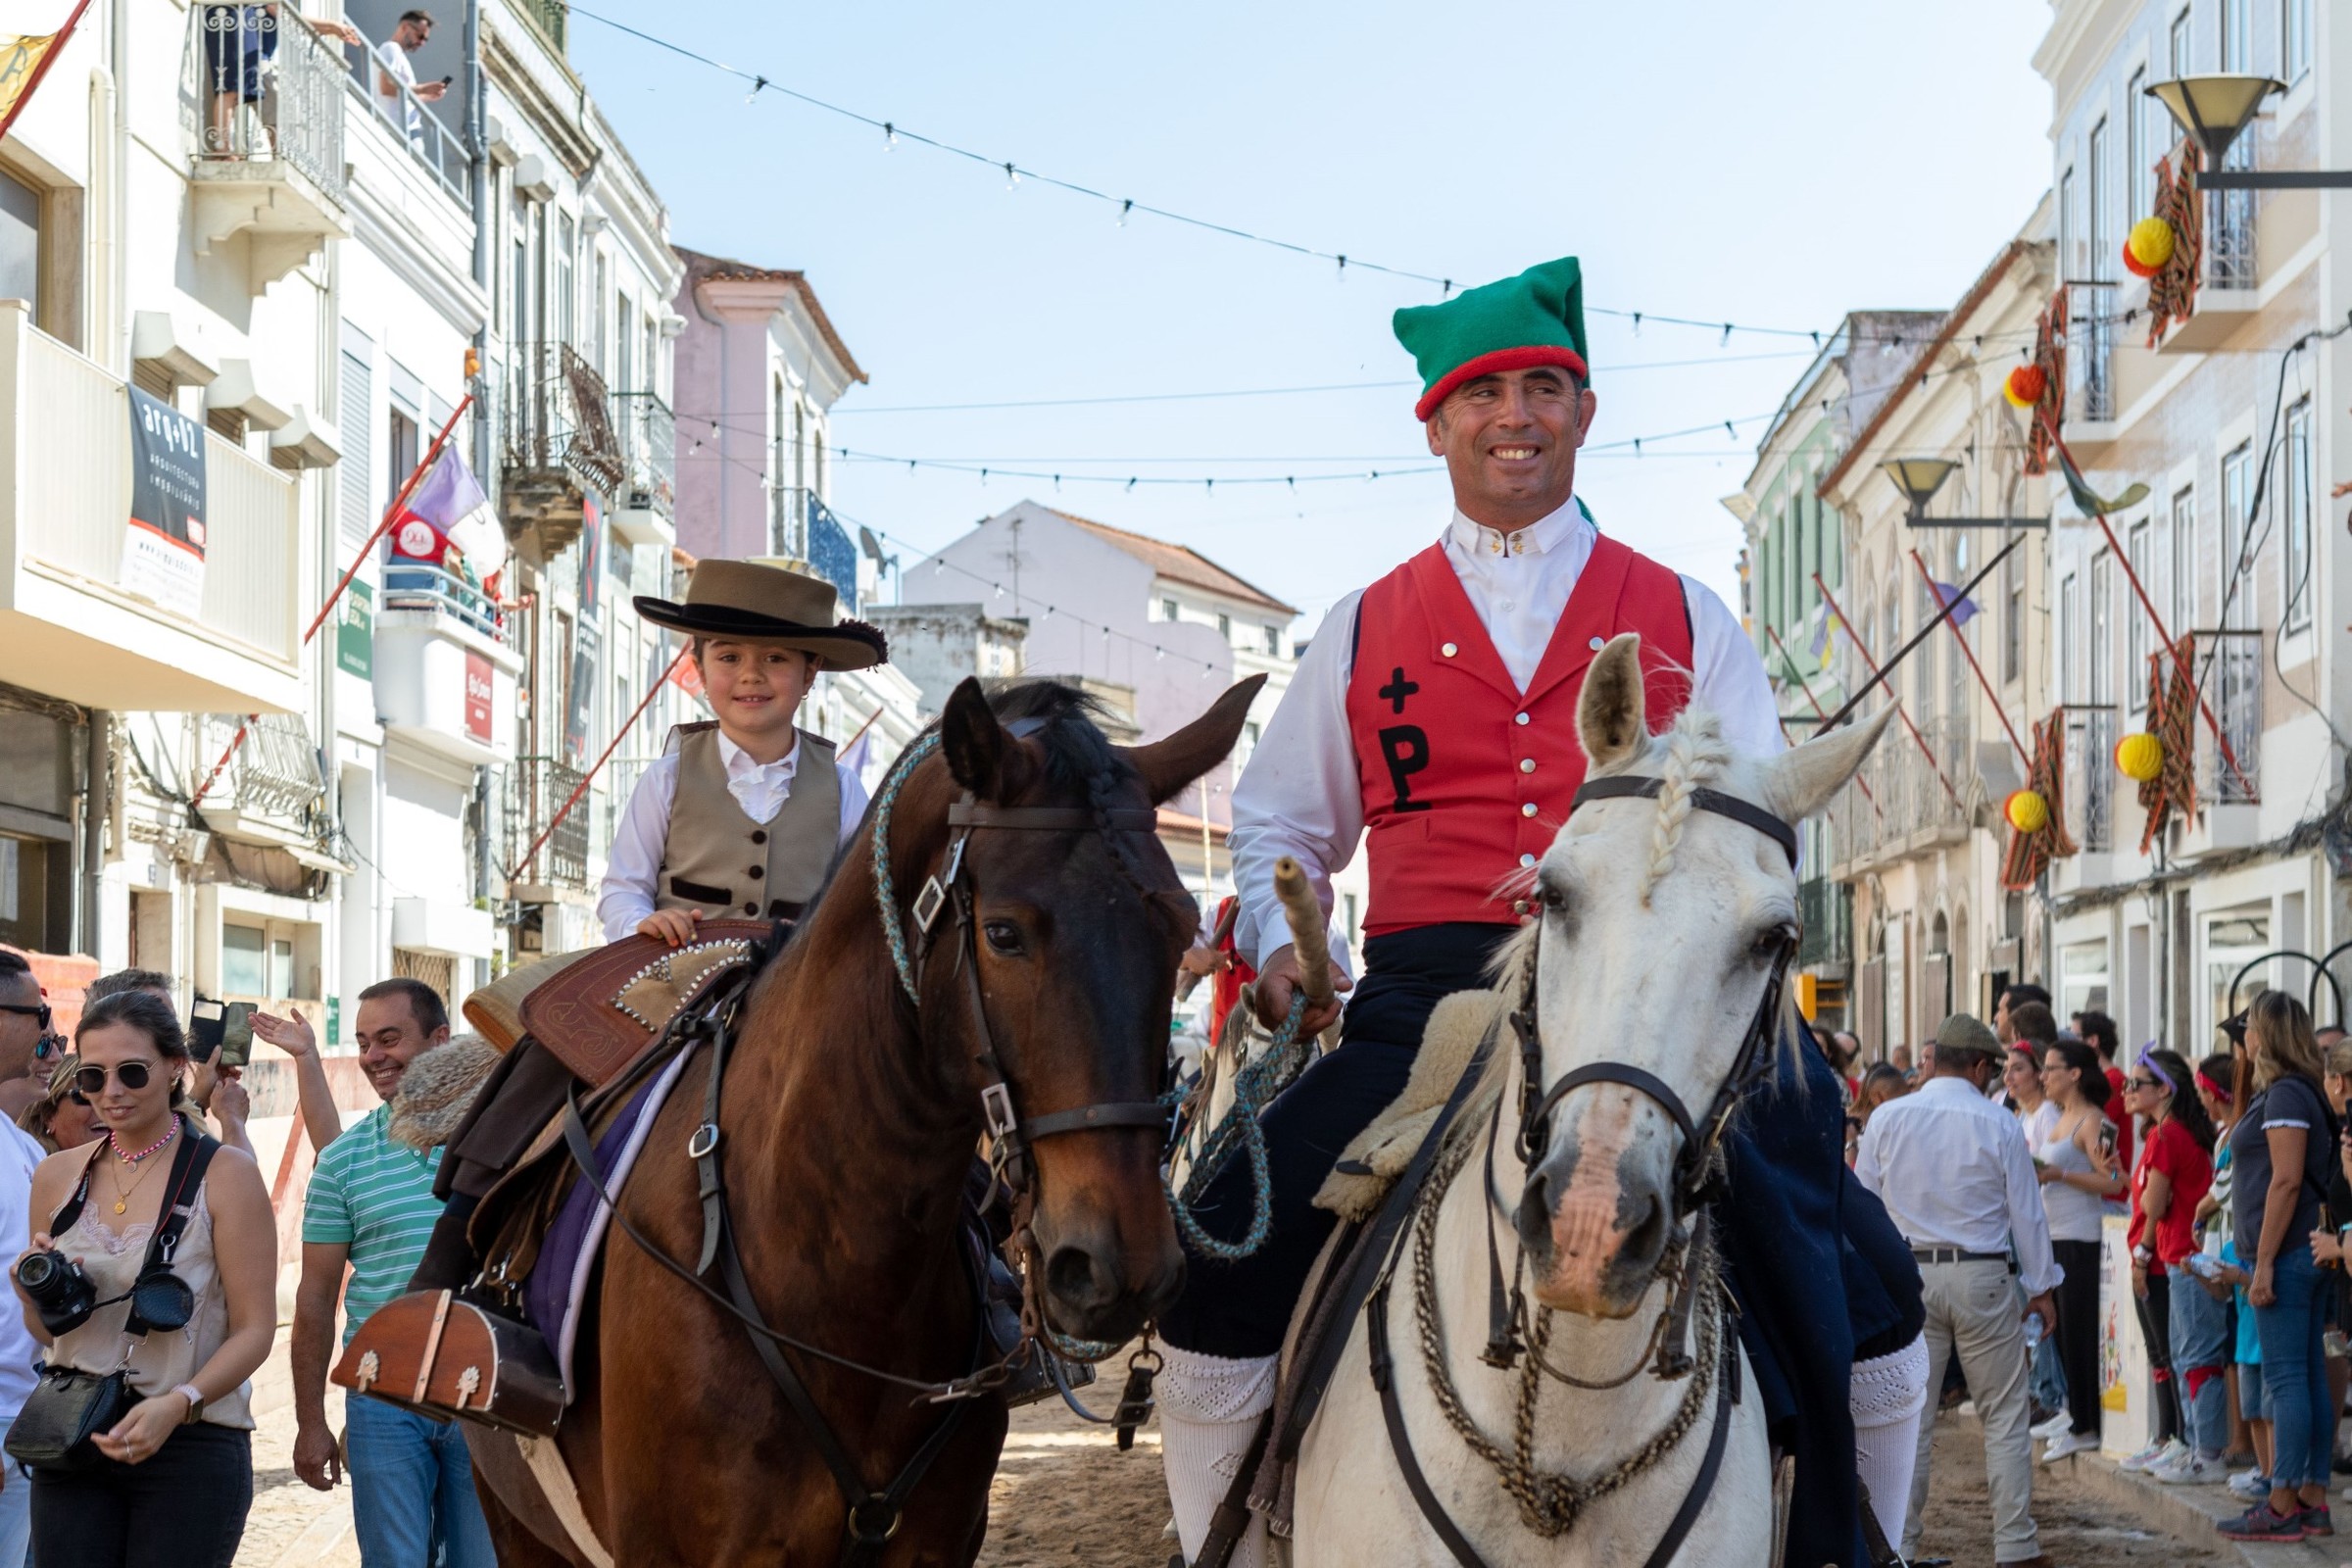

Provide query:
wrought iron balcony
left=2199, top=631, right=2262, bottom=805
left=179, top=5, right=349, bottom=285
left=1797, top=877, right=1850, bottom=971
left=506, top=756, right=591, bottom=892
left=197, top=710, right=328, bottom=847
left=2210, top=143, right=2259, bottom=290
left=2070, top=283, right=2116, bottom=424
left=500, top=343, right=624, bottom=563
left=610, top=392, right=674, bottom=518
left=2065, top=705, right=2117, bottom=853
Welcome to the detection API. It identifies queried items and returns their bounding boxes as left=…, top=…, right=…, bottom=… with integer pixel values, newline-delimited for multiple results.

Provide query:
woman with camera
left=8, top=990, right=275, bottom=1567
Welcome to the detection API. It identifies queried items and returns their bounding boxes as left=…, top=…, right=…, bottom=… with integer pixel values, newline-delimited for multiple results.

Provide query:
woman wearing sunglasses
left=11, top=990, right=275, bottom=1567
left=17, top=1056, right=103, bottom=1155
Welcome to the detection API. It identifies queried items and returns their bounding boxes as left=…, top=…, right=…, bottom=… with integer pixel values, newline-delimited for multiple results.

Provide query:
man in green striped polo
left=291, top=979, right=494, bottom=1568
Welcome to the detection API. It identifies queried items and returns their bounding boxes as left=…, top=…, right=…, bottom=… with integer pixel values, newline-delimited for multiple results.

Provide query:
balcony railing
left=383, top=560, right=504, bottom=642
left=2065, top=705, right=2117, bottom=853
left=201, top=710, right=327, bottom=832
left=514, top=0, right=567, bottom=51
left=610, top=392, right=674, bottom=516
left=507, top=756, right=590, bottom=891
left=180, top=5, right=346, bottom=201
left=1796, top=877, right=1850, bottom=970
left=2198, top=631, right=2262, bottom=805
left=2210, top=143, right=2258, bottom=290
left=1914, top=715, right=1971, bottom=835
left=770, top=484, right=807, bottom=561
left=504, top=343, right=624, bottom=494
left=341, top=24, right=471, bottom=204
left=2071, top=283, right=2115, bottom=423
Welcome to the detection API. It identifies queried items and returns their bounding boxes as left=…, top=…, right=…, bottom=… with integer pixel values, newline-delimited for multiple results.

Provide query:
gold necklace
left=106, top=1127, right=175, bottom=1216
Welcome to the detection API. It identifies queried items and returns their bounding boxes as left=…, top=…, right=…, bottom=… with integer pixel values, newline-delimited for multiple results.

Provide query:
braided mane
left=1639, top=710, right=1733, bottom=905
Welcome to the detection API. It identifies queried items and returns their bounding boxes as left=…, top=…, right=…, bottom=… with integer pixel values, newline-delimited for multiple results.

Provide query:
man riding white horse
left=1154, top=257, right=1929, bottom=1567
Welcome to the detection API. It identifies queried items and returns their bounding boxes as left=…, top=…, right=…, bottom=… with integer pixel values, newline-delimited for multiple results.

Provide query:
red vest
left=1346, top=533, right=1693, bottom=935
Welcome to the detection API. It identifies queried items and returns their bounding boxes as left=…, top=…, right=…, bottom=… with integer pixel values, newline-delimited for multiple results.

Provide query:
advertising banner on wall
left=465, top=649, right=494, bottom=746
left=338, top=578, right=374, bottom=679
left=122, top=386, right=207, bottom=617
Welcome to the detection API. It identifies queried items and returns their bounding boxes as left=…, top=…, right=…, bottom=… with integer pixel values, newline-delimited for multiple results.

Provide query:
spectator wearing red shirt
left=2121, top=1046, right=2219, bottom=1476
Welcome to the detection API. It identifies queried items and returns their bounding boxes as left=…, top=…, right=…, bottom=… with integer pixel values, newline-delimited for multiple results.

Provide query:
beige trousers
left=1903, top=1257, right=2040, bottom=1563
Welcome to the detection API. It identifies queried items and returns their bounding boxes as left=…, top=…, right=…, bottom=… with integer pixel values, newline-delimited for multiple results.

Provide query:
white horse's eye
left=1541, top=884, right=1568, bottom=913
left=1750, top=924, right=1794, bottom=959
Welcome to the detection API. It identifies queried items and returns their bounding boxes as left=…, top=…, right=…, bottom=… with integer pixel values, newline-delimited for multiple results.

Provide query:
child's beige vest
left=657, top=722, right=842, bottom=920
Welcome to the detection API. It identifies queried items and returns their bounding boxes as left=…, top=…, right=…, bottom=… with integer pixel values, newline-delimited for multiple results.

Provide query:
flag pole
left=1812, top=573, right=1967, bottom=812
left=1763, top=624, right=1880, bottom=814
left=514, top=645, right=691, bottom=883
left=842, top=705, right=885, bottom=750
left=0, top=0, right=94, bottom=144
left=1907, top=549, right=2031, bottom=767
left=1814, top=536, right=2022, bottom=731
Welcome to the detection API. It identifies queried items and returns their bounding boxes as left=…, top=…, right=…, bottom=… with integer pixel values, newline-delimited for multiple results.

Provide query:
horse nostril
left=1046, top=1245, right=1115, bottom=1311
left=1515, top=1170, right=1555, bottom=1255
left=1621, top=1192, right=1672, bottom=1270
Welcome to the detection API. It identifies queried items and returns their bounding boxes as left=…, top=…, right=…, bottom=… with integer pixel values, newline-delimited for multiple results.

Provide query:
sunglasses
left=0, top=1002, right=51, bottom=1031
left=73, top=1061, right=160, bottom=1096
left=2128, top=1075, right=2161, bottom=1090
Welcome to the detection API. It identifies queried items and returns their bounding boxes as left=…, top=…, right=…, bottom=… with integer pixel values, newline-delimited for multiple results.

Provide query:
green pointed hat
left=1395, top=257, right=1588, bottom=421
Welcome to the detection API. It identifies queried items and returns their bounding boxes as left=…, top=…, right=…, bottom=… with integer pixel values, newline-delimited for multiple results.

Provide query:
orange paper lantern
left=2122, top=237, right=2158, bottom=279
left=2004, top=365, right=2048, bottom=410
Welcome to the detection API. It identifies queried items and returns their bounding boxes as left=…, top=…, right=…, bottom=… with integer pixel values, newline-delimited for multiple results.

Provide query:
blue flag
left=1932, top=581, right=1979, bottom=628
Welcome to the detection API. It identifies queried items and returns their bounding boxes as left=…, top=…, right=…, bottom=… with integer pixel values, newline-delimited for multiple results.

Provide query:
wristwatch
left=172, top=1383, right=206, bottom=1424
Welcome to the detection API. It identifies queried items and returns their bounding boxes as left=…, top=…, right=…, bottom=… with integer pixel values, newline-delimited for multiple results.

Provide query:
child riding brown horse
left=464, top=676, right=1259, bottom=1566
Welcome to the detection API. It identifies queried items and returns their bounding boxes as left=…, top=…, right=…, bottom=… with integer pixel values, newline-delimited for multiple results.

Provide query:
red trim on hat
left=1415, top=345, right=1591, bottom=421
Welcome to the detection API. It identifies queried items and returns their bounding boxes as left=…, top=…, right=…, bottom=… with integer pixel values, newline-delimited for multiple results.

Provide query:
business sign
left=337, top=578, right=374, bottom=680
left=122, top=386, right=208, bottom=617
left=464, top=649, right=493, bottom=745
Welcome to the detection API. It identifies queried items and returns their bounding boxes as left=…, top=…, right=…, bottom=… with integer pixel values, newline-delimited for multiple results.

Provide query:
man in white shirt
left=1855, top=1012, right=2060, bottom=1567
left=0, top=1106, right=44, bottom=1568
left=372, top=9, right=446, bottom=146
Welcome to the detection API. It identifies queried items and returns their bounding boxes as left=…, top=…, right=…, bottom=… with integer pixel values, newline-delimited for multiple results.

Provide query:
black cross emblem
left=1378, top=666, right=1420, bottom=715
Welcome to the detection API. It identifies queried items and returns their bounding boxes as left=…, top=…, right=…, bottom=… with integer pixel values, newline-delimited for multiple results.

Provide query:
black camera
left=16, top=1250, right=96, bottom=1337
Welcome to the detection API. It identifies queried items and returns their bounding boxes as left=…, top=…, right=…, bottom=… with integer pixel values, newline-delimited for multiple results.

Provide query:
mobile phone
left=439, top=74, right=453, bottom=85
left=188, top=997, right=224, bottom=1063
left=217, top=1004, right=256, bottom=1070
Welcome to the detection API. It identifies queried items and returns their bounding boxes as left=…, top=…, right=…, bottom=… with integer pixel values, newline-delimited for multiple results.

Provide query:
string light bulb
left=1004, top=162, right=1019, bottom=190
left=1118, top=199, right=1132, bottom=227
left=883, top=122, right=897, bottom=151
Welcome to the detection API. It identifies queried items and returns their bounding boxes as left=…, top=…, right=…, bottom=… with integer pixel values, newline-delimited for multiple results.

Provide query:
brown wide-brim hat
left=634, top=559, right=887, bottom=671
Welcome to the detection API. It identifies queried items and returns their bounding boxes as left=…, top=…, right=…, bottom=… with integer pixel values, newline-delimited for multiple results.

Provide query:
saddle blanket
left=523, top=1044, right=699, bottom=1393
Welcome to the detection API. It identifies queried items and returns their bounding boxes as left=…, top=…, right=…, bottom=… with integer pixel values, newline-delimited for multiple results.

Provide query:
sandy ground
left=226, top=1336, right=2227, bottom=1567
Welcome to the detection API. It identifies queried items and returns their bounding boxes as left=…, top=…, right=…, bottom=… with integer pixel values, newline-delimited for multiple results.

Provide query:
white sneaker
left=2120, top=1437, right=2178, bottom=1472
left=2043, top=1430, right=2101, bottom=1464
left=2031, top=1409, right=2073, bottom=1441
left=2234, top=1469, right=2275, bottom=1500
left=2151, top=1450, right=2219, bottom=1485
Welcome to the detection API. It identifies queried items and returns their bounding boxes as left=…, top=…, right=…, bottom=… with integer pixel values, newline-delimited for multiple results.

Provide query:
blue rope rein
left=1163, top=993, right=1310, bottom=1262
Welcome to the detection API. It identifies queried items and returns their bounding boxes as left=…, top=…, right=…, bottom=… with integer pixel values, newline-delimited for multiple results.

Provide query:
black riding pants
left=2052, top=1238, right=2103, bottom=1437
left=2135, top=1267, right=2180, bottom=1445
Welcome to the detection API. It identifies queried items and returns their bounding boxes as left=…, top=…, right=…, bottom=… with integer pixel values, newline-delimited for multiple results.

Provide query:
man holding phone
left=372, top=9, right=446, bottom=148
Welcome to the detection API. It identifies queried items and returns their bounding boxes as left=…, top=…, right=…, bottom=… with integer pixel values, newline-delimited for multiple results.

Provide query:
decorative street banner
left=565, top=618, right=599, bottom=764
left=465, top=649, right=493, bottom=745
left=122, top=385, right=207, bottom=617
left=337, top=577, right=374, bottom=679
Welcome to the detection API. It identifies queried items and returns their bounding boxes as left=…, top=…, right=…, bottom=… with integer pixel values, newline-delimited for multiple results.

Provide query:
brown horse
left=466, top=675, right=1258, bottom=1566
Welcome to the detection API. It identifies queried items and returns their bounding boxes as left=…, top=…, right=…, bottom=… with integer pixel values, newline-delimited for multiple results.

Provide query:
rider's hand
left=1251, top=945, right=1349, bottom=1038
left=250, top=1007, right=317, bottom=1059
left=637, top=909, right=702, bottom=948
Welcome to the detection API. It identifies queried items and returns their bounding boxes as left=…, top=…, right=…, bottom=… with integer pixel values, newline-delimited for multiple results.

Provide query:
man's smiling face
left=1425, top=366, right=1595, bottom=532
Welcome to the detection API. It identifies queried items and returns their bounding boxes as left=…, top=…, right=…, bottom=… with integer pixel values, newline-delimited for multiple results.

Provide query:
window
left=2059, top=572, right=2079, bottom=700
left=2088, top=119, right=2110, bottom=273
left=2221, top=441, right=2253, bottom=626
left=2171, top=485, right=2196, bottom=634
left=0, top=168, right=37, bottom=315
left=1217, top=612, right=1232, bottom=641
left=2284, top=0, right=2313, bottom=81
left=1160, top=597, right=1178, bottom=622
left=1262, top=624, right=1280, bottom=657
left=384, top=407, right=418, bottom=512
left=2129, top=67, right=2152, bottom=218
left=2089, top=550, right=2113, bottom=705
left=2284, top=397, right=2314, bottom=630
left=2003, top=547, right=2024, bottom=684
left=590, top=252, right=608, bottom=372
left=2058, top=167, right=2077, bottom=275
left=338, top=333, right=374, bottom=547
left=2221, top=0, right=2249, bottom=72
left=221, top=922, right=268, bottom=997
left=2127, top=520, right=2152, bottom=694
left=2171, top=8, right=2193, bottom=77
left=555, top=213, right=574, bottom=349
left=615, top=292, right=634, bottom=396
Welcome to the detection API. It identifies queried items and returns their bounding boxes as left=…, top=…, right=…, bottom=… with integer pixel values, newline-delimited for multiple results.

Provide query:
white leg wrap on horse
left=1157, top=1344, right=1278, bottom=1568
left=1850, top=1333, right=1931, bottom=1549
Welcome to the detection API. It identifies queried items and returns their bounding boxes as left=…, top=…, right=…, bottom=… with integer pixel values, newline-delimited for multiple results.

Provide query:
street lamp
left=1879, top=458, right=2048, bottom=529
left=2144, top=74, right=2351, bottom=188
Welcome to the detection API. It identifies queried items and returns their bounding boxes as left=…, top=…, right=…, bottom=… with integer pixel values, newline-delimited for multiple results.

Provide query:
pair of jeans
left=2132, top=1268, right=2180, bottom=1445
left=0, top=1457, right=28, bottom=1568
left=29, top=1422, right=251, bottom=1567
left=346, top=1392, right=498, bottom=1568
left=2167, top=1266, right=2231, bottom=1458
left=2254, top=1245, right=2338, bottom=1489
left=1905, top=1259, right=2038, bottom=1562
left=2050, top=1239, right=2103, bottom=1437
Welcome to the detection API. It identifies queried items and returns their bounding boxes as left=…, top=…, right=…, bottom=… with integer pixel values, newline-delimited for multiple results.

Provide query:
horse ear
left=1764, top=706, right=1895, bottom=822
left=1576, top=633, right=1647, bottom=772
left=940, top=677, right=1005, bottom=798
left=1119, top=674, right=1268, bottom=805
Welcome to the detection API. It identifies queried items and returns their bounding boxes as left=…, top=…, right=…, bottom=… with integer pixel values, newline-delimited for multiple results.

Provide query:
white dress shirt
left=1227, top=495, right=1782, bottom=969
left=0, top=1121, right=45, bottom=1416
left=598, top=730, right=870, bottom=941
left=1854, top=1075, right=2063, bottom=1296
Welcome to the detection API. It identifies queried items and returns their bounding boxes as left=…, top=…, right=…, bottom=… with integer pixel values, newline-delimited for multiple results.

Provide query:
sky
left=567, top=1, right=2059, bottom=639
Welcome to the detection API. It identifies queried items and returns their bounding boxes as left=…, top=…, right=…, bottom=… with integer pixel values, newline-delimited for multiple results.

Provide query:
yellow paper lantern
left=2114, top=731, right=2165, bottom=782
left=2127, top=217, right=2177, bottom=271
left=2004, top=788, right=2050, bottom=834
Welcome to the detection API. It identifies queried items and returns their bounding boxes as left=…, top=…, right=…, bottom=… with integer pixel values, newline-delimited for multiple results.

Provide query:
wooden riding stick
left=1906, top=549, right=2031, bottom=767
left=1273, top=857, right=1334, bottom=1009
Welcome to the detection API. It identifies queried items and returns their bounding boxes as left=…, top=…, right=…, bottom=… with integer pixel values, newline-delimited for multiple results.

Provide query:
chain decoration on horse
left=2137, top=634, right=2200, bottom=851
left=2001, top=710, right=2080, bottom=890
left=2144, top=140, right=2204, bottom=344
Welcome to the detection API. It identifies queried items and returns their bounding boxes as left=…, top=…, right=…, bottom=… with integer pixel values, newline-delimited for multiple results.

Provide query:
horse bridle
left=1495, top=772, right=1799, bottom=1381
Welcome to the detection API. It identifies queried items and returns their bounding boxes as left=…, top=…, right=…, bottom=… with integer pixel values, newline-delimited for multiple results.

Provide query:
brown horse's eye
left=982, top=920, right=1025, bottom=955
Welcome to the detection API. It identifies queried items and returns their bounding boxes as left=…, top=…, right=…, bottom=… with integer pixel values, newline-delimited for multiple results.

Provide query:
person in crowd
left=1855, top=1012, right=2058, bottom=1568
left=85, top=970, right=252, bottom=1159
left=0, top=952, right=57, bottom=1124
left=2005, top=1045, right=2054, bottom=1136
left=2306, top=1040, right=2352, bottom=1457
left=16, top=1054, right=100, bottom=1154
left=372, top=9, right=447, bottom=146
left=2079, top=1008, right=2127, bottom=1110
left=13, top=990, right=276, bottom=1565
left=2189, top=1051, right=2266, bottom=1488
left=2219, top=990, right=2339, bottom=1542
left=292, top=979, right=493, bottom=1567
left=0, top=1012, right=47, bottom=1568
left=2032, top=1038, right=2121, bottom=1463
left=1826, top=1031, right=1863, bottom=1101
left=248, top=1006, right=348, bottom=1156
left=1995, top=982, right=2051, bottom=1047
left=1890, top=1044, right=1915, bottom=1083
left=2118, top=1048, right=2222, bottom=1484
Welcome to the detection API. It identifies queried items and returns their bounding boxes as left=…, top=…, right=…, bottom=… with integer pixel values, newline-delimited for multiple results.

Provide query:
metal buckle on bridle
left=844, top=1497, right=902, bottom=1546
left=979, top=1082, right=1019, bottom=1142
left=686, top=1121, right=721, bottom=1159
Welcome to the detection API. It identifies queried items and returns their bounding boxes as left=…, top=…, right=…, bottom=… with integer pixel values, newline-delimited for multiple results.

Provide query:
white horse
left=1286, top=634, right=1889, bottom=1567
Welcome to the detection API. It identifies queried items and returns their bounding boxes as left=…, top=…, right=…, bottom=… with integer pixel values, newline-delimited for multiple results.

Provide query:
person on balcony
left=408, top=560, right=885, bottom=1296
left=198, top=5, right=363, bottom=160
left=372, top=10, right=447, bottom=148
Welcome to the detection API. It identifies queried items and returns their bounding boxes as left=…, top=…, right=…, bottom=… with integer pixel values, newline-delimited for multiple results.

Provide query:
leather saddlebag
left=334, top=1290, right=565, bottom=1437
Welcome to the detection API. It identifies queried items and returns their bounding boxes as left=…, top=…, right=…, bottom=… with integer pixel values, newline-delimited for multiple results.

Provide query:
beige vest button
left=743, top=902, right=760, bottom=915
left=1513, top=899, right=1530, bottom=915
left=750, top=829, right=767, bottom=846
left=748, top=864, right=763, bottom=879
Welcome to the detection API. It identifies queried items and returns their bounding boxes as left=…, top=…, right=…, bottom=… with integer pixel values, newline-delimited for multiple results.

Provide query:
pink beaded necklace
left=111, top=1122, right=177, bottom=1166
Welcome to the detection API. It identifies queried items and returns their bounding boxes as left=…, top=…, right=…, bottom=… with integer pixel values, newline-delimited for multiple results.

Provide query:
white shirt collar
left=714, top=729, right=800, bottom=781
left=1446, top=493, right=1589, bottom=560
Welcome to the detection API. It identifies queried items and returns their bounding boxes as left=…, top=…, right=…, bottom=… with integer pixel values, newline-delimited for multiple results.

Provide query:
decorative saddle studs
left=455, top=1365, right=482, bottom=1410
left=355, top=1349, right=379, bottom=1393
